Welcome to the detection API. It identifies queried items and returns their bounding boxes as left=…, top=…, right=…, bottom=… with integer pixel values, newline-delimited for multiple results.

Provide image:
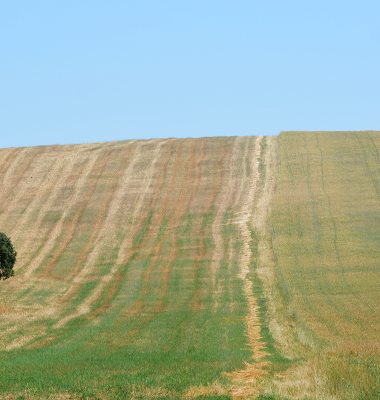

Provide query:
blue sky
left=1, top=1, right=379, bottom=148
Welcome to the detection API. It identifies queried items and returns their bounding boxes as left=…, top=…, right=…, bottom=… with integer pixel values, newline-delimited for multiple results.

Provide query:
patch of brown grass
left=185, top=382, right=227, bottom=398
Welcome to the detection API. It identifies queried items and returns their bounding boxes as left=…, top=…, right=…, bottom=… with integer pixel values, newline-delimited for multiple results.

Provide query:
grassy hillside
left=0, top=136, right=280, bottom=399
left=2, top=132, right=379, bottom=399
left=270, top=131, right=380, bottom=399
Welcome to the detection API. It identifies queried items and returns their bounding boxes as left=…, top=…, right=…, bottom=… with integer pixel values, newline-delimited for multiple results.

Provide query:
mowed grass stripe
left=155, top=138, right=209, bottom=321
left=22, top=148, right=104, bottom=280
left=111, top=138, right=246, bottom=340
left=135, top=139, right=203, bottom=319
left=211, top=136, right=242, bottom=300
left=19, top=145, right=103, bottom=278
left=136, top=139, right=186, bottom=249
left=93, top=140, right=168, bottom=318
left=0, top=147, right=79, bottom=347
left=93, top=139, right=173, bottom=316
left=74, top=140, right=166, bottom=324
left=112, top=137, right=248, bottom=352
left=0, top=146, right=52, bottom=244
left=92, top=139, right=177, bottom=325
left=122, top=138, right=198, bottom=321
left=51, top=146, right=125, bottom=287
left=40, top=144, right=133, bottom=279
left=10, top=149, right=79, bottom=275
left=191, top=138, right=228, bottom=313
left=53, top=141, right=146, bottom=327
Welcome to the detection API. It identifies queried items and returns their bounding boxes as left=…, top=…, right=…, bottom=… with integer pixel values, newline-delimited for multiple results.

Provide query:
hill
left=0, top=136, right=278, bottom=399
left=1, top=132, right=380, bottom=399
left=270, top=131, right=380, bottom=399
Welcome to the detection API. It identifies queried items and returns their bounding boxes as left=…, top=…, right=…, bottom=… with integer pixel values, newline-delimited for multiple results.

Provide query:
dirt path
left=252, top=137, right=287, bottom=351
left=225, top=136, right=271, bottom=397
left=238, top=136, right=265, bottom=356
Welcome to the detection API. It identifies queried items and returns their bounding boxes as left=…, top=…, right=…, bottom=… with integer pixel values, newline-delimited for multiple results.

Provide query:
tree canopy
left=0, top=232, right=17, bottom=280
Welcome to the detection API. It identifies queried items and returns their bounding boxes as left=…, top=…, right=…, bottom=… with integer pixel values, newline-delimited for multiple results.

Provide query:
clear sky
left=1, top=1, right=379, bottom=148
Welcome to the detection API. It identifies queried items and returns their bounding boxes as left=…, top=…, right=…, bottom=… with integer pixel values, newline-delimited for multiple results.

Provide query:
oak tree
left=0, top=232, right=17, bottom=280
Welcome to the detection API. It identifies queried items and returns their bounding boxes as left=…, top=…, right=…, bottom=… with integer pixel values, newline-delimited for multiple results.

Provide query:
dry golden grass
left=268, top=131, right=380, bottom=399
left=272, top=131, right=380, bottom=346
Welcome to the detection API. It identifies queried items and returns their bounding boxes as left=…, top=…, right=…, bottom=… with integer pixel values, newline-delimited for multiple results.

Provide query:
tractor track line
left=54, top=142, right=143, bottom=319
left=85, top=140, right=169, bottom=321
left=97, top=139, right=177, bottom=324
left=190, top=138, right=227, bottom=313
left=211, top=136, right=247, bottom=309
left=121, top=139, right=203, bottom=336
left=123, top=139, right=190, bottom=320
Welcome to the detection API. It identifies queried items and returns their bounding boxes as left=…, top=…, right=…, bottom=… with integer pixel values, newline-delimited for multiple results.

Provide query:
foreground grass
left=318, top=351, right=380, bottom=400
left=0, top=334, right=236, bottom=398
